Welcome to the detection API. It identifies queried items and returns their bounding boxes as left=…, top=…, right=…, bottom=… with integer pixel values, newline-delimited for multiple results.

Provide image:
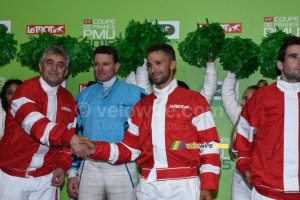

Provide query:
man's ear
left=170, top=60, right=176, bottom=70
left=115, top=62, right=120, bottom=73
left=277, top=60, right=283, bottom=71
left=39, top=63, right=42, bottom=73
left=63, top=67, right=69, bottom=78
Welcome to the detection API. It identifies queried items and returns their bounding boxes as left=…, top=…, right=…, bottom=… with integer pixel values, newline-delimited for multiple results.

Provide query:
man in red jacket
left=0, top=45, right=91, bottom=200
left=82, top=43, right=221, bottom=200
left=233, top=35, right=300, bottom=200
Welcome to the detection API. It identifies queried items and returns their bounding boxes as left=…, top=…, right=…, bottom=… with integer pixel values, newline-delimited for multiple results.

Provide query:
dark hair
left=257, top=79, right=268, bottom=88
left=1, top=79, right=23, bottom=112
left=278, top=35, right=300, bottom=63
left=247, top=85, right=260, bottom=91
left=40, top=45, right=70, bottom=68
left=147, top=43, right=176, bottom=61
left=177, top=80, right=190, bottom=89
left=94, top=46, right=118, bottom=63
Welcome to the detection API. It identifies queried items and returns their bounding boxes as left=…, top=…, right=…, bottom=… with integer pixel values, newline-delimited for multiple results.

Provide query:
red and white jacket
left=91, top=79, right=221, bottom=192
left=233, top=77, right=300, bottom=199
left=0, top=76, right=76, bottom=178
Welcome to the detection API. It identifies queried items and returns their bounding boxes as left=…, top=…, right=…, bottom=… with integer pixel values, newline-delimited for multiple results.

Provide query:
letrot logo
left=79, top=84, right=88, bottom=92
left=198, top=23, right=242, bottom=33
left=26, top=25, right=65, bottom=34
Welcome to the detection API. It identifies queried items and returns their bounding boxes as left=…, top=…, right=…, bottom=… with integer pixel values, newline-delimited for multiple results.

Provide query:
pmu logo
left=26, top=25, right=65, bottom=34
left=198, top=23, right=242, bottom=33
left=154, top=21, right=180, bottom=39
left=0, top=20, right=11, bottom=33
left=159, top=24, right=176, bottom=36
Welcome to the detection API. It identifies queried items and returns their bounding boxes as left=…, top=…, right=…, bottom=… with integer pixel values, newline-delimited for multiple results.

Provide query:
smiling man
left=67, top=46, right=147, bottom=200
left=233, top=35, right=300, bottom=200
left=0, top=45, right=90, bottom=200
left=81, top=43, right=221, bottom=200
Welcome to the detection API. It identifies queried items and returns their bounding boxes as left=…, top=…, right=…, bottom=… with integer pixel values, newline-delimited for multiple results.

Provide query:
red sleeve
left=9, top=79, right=75, bottom=146
left=191, top=93, right=221, bottom=192
left=233, top=91, right=262, bottom=175
left=56, top=146, right=73, bottom=172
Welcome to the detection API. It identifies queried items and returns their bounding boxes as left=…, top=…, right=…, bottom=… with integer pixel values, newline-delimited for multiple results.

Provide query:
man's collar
left=39, top=76, right=60, bottom=93
left=277, top=76, right=300, bottom=93
left=153, top=79, right=178, bottom=97
left=97, top=76, right=118, bottom=90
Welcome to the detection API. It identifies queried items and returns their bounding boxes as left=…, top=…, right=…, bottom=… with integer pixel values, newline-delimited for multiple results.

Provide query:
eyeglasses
left=44, top=60, right=66, bottom=68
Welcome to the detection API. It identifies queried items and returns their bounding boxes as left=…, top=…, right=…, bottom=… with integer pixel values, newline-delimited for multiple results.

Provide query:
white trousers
left=231, top=167, right=253, bottom=200
left=251, top=187, right=275, bottom=200
left=136, top=177, right=200, bottom=200
left=0, top=169, right=59, bottom=200
left=78, top=160, right=138, bottom=200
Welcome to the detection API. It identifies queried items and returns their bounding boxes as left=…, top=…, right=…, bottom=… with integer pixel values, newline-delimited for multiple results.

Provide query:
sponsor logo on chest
left=169, top=104, right=190, bottom=109
left=61, top=106, right=72, bottom=112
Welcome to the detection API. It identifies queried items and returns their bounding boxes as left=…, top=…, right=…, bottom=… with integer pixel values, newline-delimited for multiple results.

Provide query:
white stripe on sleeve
left=200, top=164, right=220, bottom=175
left=40, top=122, right=57, bottom=146
left=10, top=97, right=35, bottom=118
left=21, top=112, right=44, bottom=135
left=236, top=116, right=257, bottom=143
left=67, top=117, right=77, bottom=130
left=108, top=143, right=119, bottom=164
left=192, top=111, right=215, bottom=131
left=128, top=118, right=139, bottom=136
left=108, top=142, right=141, bottom=164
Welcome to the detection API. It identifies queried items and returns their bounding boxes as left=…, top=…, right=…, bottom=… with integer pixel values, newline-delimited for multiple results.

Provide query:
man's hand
left=244, top=171, right=251, bottom=183
left=67, top=177, right=79, bottom=199
left=51, top=168, right=65, bottom=187
left=200, top=189, right=213, bottom=200
left=70, top=135, right=91, bottom=158
left=79, top=139, right=96, bottom=155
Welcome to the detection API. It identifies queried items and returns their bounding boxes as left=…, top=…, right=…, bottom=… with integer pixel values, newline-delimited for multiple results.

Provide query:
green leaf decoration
left=259, top=30, right=290, bottom=79
left=0, top=24, right=18, bottom=66
left=110, top=19, right=169, bottom=77
left=110, top=34, right=142, bottom=77
left=17, top=32, right=94, bottom=77
left=178, top=19, right=225, bottom=68
left=219, top=36, right=260, bottom=79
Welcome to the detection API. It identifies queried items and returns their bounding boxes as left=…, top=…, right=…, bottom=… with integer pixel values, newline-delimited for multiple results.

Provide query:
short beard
left=153, top=72, right=171, bottom=86
left=283, top=70, right=300, bottom=83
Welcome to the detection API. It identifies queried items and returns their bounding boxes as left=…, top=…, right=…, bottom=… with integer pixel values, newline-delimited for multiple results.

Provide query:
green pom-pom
left=178, top=19, right=225, bottom=68
left=110, top=34, right=142, bottom=77
left=59, top=35, right=94, bottom=77
left=259, top=30, right=290, bottom=79
left=110, top=19, right=169, bottom=77
left=17, top=32, right=94, bottom=77
left=219, top=36, right=260, bottom=79
left=0, top=24, right=18, bottom=66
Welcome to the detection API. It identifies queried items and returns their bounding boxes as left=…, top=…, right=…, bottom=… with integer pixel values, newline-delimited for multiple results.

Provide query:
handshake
left=70, top=135, right=96, bottom=158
